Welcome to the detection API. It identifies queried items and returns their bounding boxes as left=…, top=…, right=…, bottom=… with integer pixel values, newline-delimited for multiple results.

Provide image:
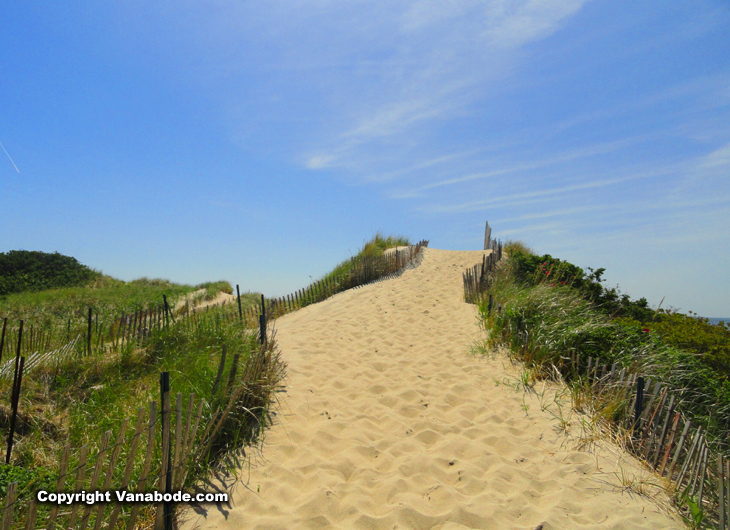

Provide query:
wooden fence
left=248, top=240, right=430, bottom=325
left=567, top=354, right=730, bottom=529
left=464, top=223, right=729, bottom=528
left=0, top=335, right=81, bottom=380
left=464, top=228, right=502, bottom=304
left=0, top=240, right=430, bottom=529
left=0, top=336, right=274, bottom=530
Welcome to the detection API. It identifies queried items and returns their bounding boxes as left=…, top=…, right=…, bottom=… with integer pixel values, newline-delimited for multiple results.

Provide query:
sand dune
left=182, top=248, right=684, bottom=530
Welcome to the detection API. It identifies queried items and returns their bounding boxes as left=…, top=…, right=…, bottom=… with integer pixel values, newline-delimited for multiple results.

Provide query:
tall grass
left=0, top=302, right=284, bottom=523
left=480, top=256, right=730, bottom=455
left=0, top=276, right=237, bottom=357
left=320, top=232, right=410, bottom=282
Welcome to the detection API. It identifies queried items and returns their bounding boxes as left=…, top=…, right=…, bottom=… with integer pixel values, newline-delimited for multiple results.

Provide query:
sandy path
left=182, top=248, right=684, bottom=530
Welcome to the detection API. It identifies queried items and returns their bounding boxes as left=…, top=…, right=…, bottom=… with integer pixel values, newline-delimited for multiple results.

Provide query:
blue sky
left=1, top=1, right=729, bottom=317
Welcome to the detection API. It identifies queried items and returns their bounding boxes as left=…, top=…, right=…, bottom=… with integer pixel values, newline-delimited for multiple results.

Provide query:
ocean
left=707, top=317, right=730, bottom=326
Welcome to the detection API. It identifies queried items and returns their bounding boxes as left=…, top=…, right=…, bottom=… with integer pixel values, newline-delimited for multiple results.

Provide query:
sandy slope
left=181, top=248, right=684, bottom=530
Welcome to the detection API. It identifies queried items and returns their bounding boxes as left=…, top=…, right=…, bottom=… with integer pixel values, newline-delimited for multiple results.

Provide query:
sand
left=181, top=248, right=684, bottom=530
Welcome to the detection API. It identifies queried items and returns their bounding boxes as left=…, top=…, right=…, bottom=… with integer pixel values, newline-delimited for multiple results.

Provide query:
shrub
left=0, top=250, right=100, bottom=296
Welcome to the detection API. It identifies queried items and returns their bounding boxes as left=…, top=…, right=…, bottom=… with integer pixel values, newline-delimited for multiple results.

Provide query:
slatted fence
left=466, top=222, right=729, bottom=528
left=573, top=357, right=730, bottom=529
left=0, top=335, right=274, bottom=530
left=0, top=240, right=429, bottom=529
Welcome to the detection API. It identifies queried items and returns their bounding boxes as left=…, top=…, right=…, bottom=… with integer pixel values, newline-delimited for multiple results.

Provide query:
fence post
left=5, top=357, right=25, bottom=464
left=719, top=455, right=725, bottom=530
left=1, top=481, right=18, bottom=529
left=0, top=317, right=7, bottom=364
left=159, top=372, right=173, bottom=530
left=259, top=295, right=267, bottom=345
left=236, top=285, right=243, bottom=323
left=634, top=376, right=644, bottom=434
left=87, top=307, right=93, bottom=355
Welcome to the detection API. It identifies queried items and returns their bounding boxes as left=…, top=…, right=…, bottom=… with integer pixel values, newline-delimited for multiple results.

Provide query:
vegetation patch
left=0, top=250, right=101, bottom=297
left=320, top=232, right=410, bottom=283
left=483, top=242, right=730, bottom=454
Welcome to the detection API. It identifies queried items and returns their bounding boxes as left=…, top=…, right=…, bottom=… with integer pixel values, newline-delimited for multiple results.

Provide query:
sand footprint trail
left=182, top=248, right=683, bottom=530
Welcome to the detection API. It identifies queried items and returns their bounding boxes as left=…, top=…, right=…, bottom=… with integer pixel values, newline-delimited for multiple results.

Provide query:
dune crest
left=182, top=248, right=683, bottom=530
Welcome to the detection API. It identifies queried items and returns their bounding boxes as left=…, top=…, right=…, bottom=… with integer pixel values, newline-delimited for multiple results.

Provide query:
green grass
left=478, top=246, right=730, bottom=454
left=0, top=275, right=241, bottom=359
left=0, top=302, right=284, bottom=528
left=0, top=234, right=418, bottom=527
left=0, top=265, right=269, bottom=528
left=0, top=250, right=101, bottom=297
left=320, top=232, right=410, bottom=283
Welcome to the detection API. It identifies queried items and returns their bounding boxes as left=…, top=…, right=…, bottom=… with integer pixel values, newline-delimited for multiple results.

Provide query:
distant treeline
left=0, top=250, right=101, bottom=297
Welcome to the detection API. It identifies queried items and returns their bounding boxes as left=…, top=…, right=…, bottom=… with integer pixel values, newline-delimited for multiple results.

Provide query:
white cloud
left=698, top=140, right=730, bottom=170
left=305, top=155, right=338, bottom=170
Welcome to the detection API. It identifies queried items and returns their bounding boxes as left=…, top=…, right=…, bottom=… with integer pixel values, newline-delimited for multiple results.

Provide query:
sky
left=1, top=1, right=729, bottom=317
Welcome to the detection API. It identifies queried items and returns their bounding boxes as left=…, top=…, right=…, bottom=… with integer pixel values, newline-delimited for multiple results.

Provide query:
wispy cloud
left=285, top=0, right=590, bottom=170
left=0, top=139, right=20, bottom=173
left=697, top=140, right=730, bottom=170
left=413, top=160, right=689, bottom=214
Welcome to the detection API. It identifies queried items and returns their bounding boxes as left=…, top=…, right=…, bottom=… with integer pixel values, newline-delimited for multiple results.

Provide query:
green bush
left=0, top=463, right=55, bottom=500
left=511, top=251, right=655, bottom=321
left=618, top=312, right=730, bottom=383
left=0, top=250, right=101, bottom=297
left=481, top=256, right=730, bottom=452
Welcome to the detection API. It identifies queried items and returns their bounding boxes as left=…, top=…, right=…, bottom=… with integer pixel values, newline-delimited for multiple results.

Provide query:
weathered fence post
left=259, top=294, right=267, bottom=345
left=719, top=454, right=726, bottom=530
left=159, top=372, right=173, bottom=530
left=5, top=356, right=25, bottom=464
left=236, top=285, right=243, bottom=323
left=634, top=376, right=644, bottom=434
left=87, top=307, right=93, bottom=355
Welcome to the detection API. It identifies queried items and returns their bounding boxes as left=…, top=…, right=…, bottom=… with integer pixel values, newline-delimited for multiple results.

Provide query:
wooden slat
left=1, top=482, right=18, bottom=530
left=93, top=419, right=128, bottom=530
left=66, top=445, right=89, bottom=529
left=667, top=419, right=691, bottom=480
left=697, top=440, right=710, bottom=508
left=46, top=443, right=71, bottom=529
left=639, top=382, right=662, bottom=434
left=184, top=398, right=206, bottom=466
left=107, top=409, right=146, bottom=530
left=688, top=437, right=707, bottom=498
left=643, top=388, right=668, bottom=457
left=624, top=374, right=638, bottom=426
left=652, top=395, right=676, bottom=468
left=174, top=394, right=195, bottom=490
left=23, top=499, right=38, bottom=530
left=173, top=393, right=183, bottom=490
left=78, top=430, right=111, bottom=530
left=156, top=389, right=172, bottom=530
left=677, top=427, right=703, bottom=488
left=726, top=459, right=730, bottom=530
left=126, top=401, right=157, bottom=530
left=659, top=412, right=681, bottom=475
left=718, top=455, right=725, bottom=530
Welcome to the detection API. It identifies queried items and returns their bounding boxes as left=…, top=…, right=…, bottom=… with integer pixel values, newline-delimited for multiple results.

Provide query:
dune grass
left=0, top=276, right=239, bottom=357
left=0, top=234, right=419, bottom=527
left=0, top=270, right=271, bottom=525
left=478, top=246, right=730, bottom=456
left=0, top=302, right=284, bottom=527
left=319, top=232, right=410, bottom=283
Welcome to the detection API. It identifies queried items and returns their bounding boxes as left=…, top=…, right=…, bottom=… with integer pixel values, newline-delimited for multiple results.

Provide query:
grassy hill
left=0, top=250, right=101, bottom=297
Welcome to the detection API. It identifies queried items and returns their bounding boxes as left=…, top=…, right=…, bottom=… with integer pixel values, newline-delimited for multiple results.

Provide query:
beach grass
left=319, top=232, right=410, bottom=283
left=478, top=245, right=730, bottom=455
